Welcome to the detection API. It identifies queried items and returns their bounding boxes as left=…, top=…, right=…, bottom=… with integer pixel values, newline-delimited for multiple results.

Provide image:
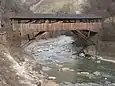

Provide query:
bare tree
left=1, top=0, right=31, bottom=29
left=81, top=0, right=115, bottom=16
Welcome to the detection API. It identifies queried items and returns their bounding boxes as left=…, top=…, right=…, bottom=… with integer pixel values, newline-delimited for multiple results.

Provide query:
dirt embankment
left=0, top=36, right=58, bottom=86
left=0, top=43, right=41, bottom=86
left=0, top=44, right=22, bottom=86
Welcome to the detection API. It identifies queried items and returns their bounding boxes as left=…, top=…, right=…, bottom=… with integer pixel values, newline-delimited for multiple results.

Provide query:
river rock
left=31, top=52, right=36, bottom=54
left=98, top=56, right=103, bottom=59
left=90, top=56, right=97, bottom=60
left=84, top=45, right=96, bottom=56
left=44, top=80, right=58, bottom=86
left=62, top=68, right=70, bottom=71
left=43, top=48, right=50, bottom=51
left=50, top=45, right=54, bottom=49
left=96, top=60, right=101, bottom=63
left=55, top=60, right=60, bottom=63
left=71, top=56, right=76, bottom=59
left=69, top=69, right=75, bottom=72
left=65, top=49, right=71, bottom=52
left=42, top=66, right=52, bottom=71
left=34, top=54, right=39, bottom=56
left=37, top=50, right=42, bottom=53
left=77, top=72, right=90, bottom=75
left=63, top=82, right=72, bottom=85
left=61, top=68, right=75, bottom=72
left=77, top=72, right=94, bottom=78
left=56, top=64, right=63, bottom=67
left=79, top=53, right=85, bottom=57
left=48, top=76, right=56, bottom=80
left=60, top=48, right=65, bottom=51
left=105, top=77, right=107, bottom=80
left=93, top=71, right=101, bottom=76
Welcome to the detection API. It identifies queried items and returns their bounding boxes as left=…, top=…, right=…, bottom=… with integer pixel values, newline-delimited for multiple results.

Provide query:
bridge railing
left=12, top=22, right=102, bottom=36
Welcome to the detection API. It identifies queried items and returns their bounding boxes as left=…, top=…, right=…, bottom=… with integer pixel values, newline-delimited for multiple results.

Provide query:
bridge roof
left=10, top=13, right=103, bottom=20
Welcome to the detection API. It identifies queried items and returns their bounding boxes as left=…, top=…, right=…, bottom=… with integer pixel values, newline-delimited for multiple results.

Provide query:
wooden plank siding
left=13, top=22, right=102, bottom=36
left=13, top=22, right=101, bottom=35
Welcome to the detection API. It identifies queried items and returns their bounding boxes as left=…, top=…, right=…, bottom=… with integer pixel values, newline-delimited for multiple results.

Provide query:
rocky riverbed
left=24, top=35, right=115, bottom=86
left=1, top=34, right=115, bottom=86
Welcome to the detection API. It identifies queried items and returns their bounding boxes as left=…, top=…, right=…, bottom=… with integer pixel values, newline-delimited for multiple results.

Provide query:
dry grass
left=0, top=44, right=22, bottom=86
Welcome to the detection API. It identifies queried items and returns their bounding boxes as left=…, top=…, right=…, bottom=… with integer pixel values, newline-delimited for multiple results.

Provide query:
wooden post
left=87, top=20, right=90, bottom=37
left=12, top=19, right=15, bottom=31
left=45, top=20, right=49, bottom=31
left=20, top=23, right=23, bottom=36
left=88, top=29, right=91, bottom=37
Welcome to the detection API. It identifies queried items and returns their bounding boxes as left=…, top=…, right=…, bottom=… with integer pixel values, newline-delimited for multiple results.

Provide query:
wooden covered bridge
left=10, top=13, right=103, bottom=37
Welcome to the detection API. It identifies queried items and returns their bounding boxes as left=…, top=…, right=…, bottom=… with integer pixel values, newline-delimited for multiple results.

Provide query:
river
left=25, top=35, right=115, bottom=86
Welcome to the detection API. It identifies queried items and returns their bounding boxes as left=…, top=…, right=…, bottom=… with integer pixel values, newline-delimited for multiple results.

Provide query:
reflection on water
left=25, top=35, right=115, bottom=86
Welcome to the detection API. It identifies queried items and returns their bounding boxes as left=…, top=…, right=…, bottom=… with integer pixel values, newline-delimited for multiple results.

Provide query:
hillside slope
left=24, top=0, right=86, bottom=13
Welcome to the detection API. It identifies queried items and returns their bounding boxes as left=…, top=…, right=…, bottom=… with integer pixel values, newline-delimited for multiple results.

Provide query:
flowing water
left=25, top=35, right=115, bottom=86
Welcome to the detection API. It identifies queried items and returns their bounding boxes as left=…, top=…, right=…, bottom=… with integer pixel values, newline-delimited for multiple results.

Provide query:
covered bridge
left=10, top=13, right=103, bottom=36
